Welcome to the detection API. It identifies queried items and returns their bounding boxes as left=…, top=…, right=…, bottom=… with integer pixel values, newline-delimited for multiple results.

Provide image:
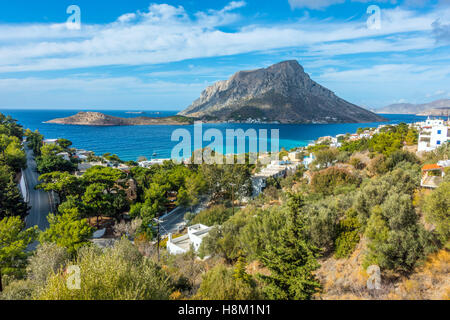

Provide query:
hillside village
left=1, top=112, right=449, bottom=300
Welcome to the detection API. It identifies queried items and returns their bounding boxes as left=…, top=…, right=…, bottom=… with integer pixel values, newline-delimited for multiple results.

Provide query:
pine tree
left=233, top=255, right=251, bottom=283
left=0, top=177, right=29, bottom=220
left=259, top=194, right=321, bottom=300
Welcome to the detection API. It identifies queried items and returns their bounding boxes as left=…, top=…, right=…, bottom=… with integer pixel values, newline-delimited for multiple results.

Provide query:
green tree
left=423, top=182, right=450, bottom=249
left=258, top=195, right=321, bottom=300
left=311, top=167, right=360, bottom=195
left=364, top=194, right=436, bottom=273
left=0, top=113, right=23, bottom=140
left=0, top=174, right=29, bottom=220
left=37, top=172, right=82, bottom=202
left=39, top=209, right=93, bottom=256
left=313, top=148, right=339, bottom=169
left=0, top=134, right=26, bottom=171
left=82, top=166, right=125, bottom=188
left=36, top=155, right=76, bottom=174
left=38, top=240, right=172, bottom=300
left=189, top=205, right=233, bottom=226
left=197, top=264, right=261, bottom=300
left=56, top=139, right=72, bottom=150
left=40, top=144, right=63, bottom=157
left=200, top=164, right=252, bottom=203
left=26, top=242, right=70, bottom=284
left=24, top=129, right=43, bottom=156
left=334, top=209, right=361, bottom=258
left=238, top=207, right=286, bottom=261
left=129, top=202, right=158, bottom=237
left=0, top=217, right=37, bottom=288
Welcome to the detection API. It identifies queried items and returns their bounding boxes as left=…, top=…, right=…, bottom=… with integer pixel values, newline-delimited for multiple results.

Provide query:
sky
left=0, top=0, right=449, bottom=110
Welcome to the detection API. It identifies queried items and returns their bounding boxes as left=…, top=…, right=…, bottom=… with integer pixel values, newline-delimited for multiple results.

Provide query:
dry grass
left=388, top=250, right=450, bottom=300
left=315, top=238, right=450, bottom=300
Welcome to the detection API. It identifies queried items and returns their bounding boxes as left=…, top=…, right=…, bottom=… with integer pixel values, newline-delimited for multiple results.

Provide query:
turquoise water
left=0, top=109, right=427, bottom=161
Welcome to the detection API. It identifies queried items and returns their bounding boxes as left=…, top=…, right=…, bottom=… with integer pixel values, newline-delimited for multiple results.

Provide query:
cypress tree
left=259, top=194, right=321, bottom=300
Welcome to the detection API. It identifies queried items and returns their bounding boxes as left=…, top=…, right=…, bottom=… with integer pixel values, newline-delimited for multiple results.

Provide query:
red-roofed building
left=421, top=161, right=449, bottom=188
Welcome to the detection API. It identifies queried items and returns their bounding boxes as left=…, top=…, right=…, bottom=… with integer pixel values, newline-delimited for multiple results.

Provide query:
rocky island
left=45, top=111, right=194, bottom=126
left=179, top=60, right=386, bottom=124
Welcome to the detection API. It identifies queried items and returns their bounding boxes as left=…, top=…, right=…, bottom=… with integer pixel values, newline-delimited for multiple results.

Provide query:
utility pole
left=157, top=216, right=160, bottom=263
left=231, top=183, right=235, bottom=215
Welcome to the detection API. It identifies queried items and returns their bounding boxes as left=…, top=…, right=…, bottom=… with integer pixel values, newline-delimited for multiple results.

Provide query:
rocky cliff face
left=179, top=60, right=386, bottom=123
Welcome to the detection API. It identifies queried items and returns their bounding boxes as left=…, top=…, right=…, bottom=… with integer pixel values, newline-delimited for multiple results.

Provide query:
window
left=437, top=140, right=441, bottom=145
left=437, top=130, right=442, bottom=135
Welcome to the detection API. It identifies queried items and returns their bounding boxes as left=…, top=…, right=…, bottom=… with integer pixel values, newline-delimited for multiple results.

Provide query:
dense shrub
left=199, top=209, right=251, bottom=262
left=364, top=194, right=437, bottom=273
left=189, top=205, right=234, bottom=226
left=197, top=264, right=261, bottom=300
left=313, top=148, right=339, bottom=169
left=238, top=207, right=286, bottom=261
left=303, top=200, right=339, bottom=251
left=423, top=182, right=450, bottom=249
left=384, top=150, right=419, bottom=171
left=349, top=157, right=365, bottom=170
left=38, top=240, right=173, bottom=300
left=354, top=168, right=419, bottom=226
left=311, top=167, right=360, bottom=195
left=334, top=210, right=361, bottom=258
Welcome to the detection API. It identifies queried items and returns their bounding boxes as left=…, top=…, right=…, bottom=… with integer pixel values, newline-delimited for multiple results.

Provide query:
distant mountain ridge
left=179, top=60, right=386, bottom=124
left=376, top=99, right=450, bottom=115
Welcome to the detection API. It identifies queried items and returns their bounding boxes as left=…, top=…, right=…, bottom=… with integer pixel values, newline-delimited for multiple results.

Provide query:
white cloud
left=288, top=0, right=400, bottom=10
left=288, top=0, right=345, bottom=10
left=0, top=76, right=207, bottom=108
left=288, top=0, right=440, bottom=10
left=0, top=3, right=446, bottom=74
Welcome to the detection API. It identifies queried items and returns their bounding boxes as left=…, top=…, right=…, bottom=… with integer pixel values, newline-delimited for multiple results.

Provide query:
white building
left=43, top=139, right=58, bottom=145
left=418, top=122, right=449, bottom=153
left=138, top=159, right=170, bottom=168
left=421, top=160, right=450, bottom=189
left=167, top=224, right=212, bottom=255
left=424, top=118, right=445, bottom=127
left=303, top=153, right=315, bottom=169
left=251, top=160, right=299, bottom=196
left=288, top=151, right=303, bottom=162
left=56, top=152, right=70, bottom=161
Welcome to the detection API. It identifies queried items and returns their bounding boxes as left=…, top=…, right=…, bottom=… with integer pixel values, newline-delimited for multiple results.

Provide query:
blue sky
left=0, top=0, right=449, bottom=110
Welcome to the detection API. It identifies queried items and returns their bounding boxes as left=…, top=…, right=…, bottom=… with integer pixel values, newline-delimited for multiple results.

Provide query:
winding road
left=24, top=146, right=52, bottom=231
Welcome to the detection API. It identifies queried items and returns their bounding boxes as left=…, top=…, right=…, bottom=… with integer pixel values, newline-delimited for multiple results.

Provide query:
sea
left=0, top=109, right=427, bottom=162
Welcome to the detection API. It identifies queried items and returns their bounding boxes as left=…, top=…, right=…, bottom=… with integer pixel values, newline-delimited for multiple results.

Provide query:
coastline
left=2, top=109, right=427, bottom=161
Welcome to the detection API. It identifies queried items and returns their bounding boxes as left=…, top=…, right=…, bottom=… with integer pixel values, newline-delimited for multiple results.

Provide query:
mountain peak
left=179, top=60, right=386, bottom=124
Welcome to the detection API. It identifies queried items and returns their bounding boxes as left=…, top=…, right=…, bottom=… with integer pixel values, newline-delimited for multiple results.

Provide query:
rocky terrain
left=179, top=60, right=386, bottom=124
left=377, top=99, right=450, bottom=115
left=417, top=107, right=450, bottom=117
left=45, top=112, right=193, bottom=126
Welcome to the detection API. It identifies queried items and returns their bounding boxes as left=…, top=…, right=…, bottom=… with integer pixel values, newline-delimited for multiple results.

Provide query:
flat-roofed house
left=421, top=160, right=450, bottom=188
left=43, top=139, right=58, bottom=145
left=167, top=224, right=212, bottom=255
left=418, top=124, right=448, bottom=152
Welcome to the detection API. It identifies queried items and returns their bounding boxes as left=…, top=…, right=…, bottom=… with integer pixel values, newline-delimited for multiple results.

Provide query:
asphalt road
left=24, top=146, right=51, bottom=231
left=160, top=200, right=208, bottom=236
